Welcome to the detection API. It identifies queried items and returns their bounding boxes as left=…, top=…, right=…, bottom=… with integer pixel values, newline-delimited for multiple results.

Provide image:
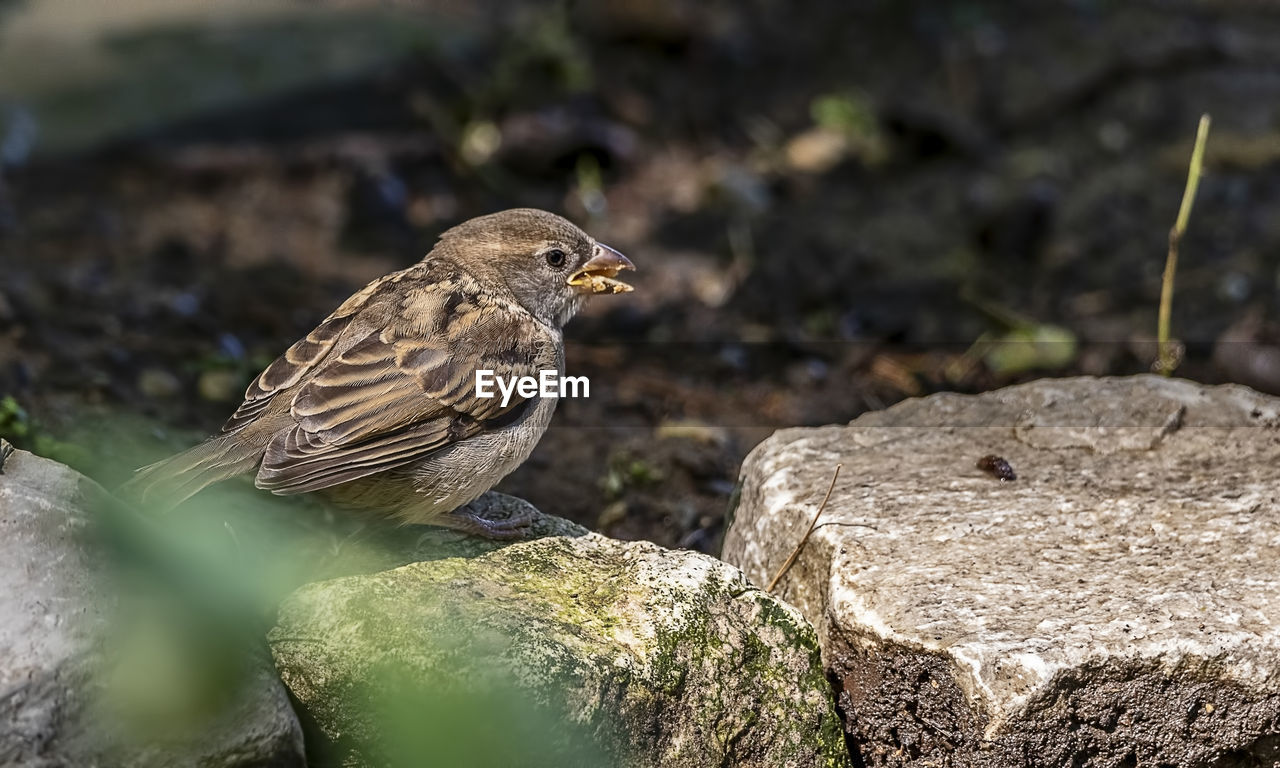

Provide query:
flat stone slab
left=722, top=376, right=1280, bottom=767
left=269, top=506, right=849, bottom=768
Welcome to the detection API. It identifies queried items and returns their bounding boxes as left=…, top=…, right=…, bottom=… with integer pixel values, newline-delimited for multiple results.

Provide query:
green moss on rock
left=269, top=501, right=848, bottom=768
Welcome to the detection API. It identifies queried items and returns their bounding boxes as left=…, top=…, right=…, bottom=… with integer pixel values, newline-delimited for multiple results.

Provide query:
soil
left=2, top=0, right=1280, bottom=551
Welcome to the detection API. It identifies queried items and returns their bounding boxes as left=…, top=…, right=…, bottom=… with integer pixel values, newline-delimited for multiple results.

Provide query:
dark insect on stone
left=977, top=454, right=1016, bottom=481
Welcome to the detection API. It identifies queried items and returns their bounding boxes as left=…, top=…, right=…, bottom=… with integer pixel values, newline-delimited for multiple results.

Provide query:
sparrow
left=122, top=208, right=634, bottom=538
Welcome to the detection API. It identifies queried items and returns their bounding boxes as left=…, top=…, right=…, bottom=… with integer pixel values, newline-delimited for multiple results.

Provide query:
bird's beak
left=568, top=242, right=635, bottom=294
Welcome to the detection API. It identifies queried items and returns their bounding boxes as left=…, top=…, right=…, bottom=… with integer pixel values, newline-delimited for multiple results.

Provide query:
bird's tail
left=119, top=433, right=263, bottom=510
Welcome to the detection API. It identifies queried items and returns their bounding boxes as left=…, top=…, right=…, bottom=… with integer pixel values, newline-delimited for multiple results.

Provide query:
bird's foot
left=435, top=502, right=537, bottom=540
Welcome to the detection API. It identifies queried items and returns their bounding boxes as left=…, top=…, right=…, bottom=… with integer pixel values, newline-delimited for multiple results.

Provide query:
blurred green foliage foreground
left=68, top=427, right=611, bottom=767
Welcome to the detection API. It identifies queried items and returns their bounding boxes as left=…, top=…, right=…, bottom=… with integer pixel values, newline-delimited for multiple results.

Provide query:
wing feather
left=221, top=307, right=361, bottom=433
left=251, top=270, right=556, bottom=495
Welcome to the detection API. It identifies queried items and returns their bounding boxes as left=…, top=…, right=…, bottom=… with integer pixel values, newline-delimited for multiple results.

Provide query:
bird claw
left=435, top=502, right=537, bottom=540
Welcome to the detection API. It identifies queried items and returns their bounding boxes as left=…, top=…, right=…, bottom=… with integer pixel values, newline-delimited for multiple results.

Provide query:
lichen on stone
left=270, top=507, right=849, bottom=768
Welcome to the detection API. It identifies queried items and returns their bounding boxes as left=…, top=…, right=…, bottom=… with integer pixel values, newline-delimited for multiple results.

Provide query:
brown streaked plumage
left=121, top=208, right=634, bottom=538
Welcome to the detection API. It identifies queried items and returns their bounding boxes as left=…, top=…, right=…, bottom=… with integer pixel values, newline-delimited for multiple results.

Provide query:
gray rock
left=269, top=499, right=849, bottom=768
left=0, top=443, right=305, bottom=767
left=722, top=376, right=1280, bottom=767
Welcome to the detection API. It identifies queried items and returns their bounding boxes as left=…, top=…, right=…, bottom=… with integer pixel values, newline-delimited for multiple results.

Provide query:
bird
left=121, top=208, right=634, bottom=538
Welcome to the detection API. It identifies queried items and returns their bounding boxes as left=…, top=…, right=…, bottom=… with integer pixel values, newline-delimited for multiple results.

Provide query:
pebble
left=198, top=369, right=243, bottom=402
left=137, top=368, right=182, bottom=399
left=596, top=500, right=629, bottom=530
left=784, top=127, right=847, bottom=174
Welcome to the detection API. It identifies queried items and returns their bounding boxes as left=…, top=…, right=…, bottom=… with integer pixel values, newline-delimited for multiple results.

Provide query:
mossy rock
left=268, top=498, right=848, bottom=768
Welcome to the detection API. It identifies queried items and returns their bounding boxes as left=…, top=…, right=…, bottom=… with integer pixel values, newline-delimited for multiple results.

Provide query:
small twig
left=767, top=464, right=842, bottom=592
left=1157, top=113, right=1211, bottom=375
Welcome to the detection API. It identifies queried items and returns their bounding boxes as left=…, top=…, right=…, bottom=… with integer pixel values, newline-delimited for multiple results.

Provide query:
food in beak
left=568, top=243, right=636, bottom=294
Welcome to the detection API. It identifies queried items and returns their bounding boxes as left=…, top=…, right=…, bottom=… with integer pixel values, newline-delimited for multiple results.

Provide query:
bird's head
left=437, top=208, right=634, bottom=327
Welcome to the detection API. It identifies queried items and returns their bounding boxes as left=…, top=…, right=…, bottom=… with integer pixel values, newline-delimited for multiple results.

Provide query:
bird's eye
left=545, top=249, right=567, bottom=268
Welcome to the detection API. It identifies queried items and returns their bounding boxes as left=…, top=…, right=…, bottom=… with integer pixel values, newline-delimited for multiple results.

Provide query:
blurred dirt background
left=2, top=0, right=1280, bottom=551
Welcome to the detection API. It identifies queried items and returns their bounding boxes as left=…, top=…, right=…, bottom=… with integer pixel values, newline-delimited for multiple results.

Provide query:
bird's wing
left=233, top=265, right=557, bottom=495
left=221, top=272, right=398, bottom=434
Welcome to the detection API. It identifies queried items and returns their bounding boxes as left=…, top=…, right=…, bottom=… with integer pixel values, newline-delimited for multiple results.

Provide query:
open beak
left=568, top=242, right=635, bottom=294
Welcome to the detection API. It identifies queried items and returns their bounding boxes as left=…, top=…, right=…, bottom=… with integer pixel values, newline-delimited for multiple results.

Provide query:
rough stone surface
left=0, top=444, right=306, bottom=768
left=722, top=376, right=1280, bottom=767
left=269, top=496, right=849, bottom=768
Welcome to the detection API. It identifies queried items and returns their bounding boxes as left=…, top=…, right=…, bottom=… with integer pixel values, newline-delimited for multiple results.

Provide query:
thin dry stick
left=1157, top=113, right=1211, bottom=375
left=767, top=463, right=842, bottom=592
